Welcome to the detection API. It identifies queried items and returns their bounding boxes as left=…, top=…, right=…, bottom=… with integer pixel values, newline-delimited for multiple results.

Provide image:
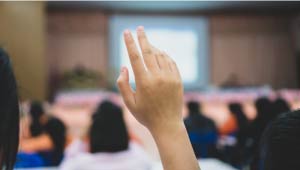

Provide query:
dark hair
left=0, top=49, right=19, bottom=170
left=260, top=110, right=300, bottom=170
left=272, top=98, right=290, bottom=117
left=187, top=101, right=201, bottom=115
left=43, top=118, right=66, bottom=165
left=90, top=101, right=129, bottom=153
left=228, top=102, right=248, bottom=130
left=254, top=97, right=273, bottom=128
left=249, top=97, right=275, bottom=169
left=29, top=101, right=44, bottom=137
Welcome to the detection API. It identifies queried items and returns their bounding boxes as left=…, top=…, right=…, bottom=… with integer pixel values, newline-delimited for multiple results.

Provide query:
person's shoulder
left=59, top=152, right=93, bottom=170
left=128, top=142, right=153, bottom=163
left=129, top=142, right=147, bottom=153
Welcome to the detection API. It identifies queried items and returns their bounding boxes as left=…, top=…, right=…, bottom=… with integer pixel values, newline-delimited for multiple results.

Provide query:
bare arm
left=20, top=134, right=53, bottom=153
left=117, top=26, right=200, bottom=170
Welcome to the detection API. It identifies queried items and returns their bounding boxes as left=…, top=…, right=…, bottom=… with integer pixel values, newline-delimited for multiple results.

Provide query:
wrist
left=149, top=119, right=186, bottom=140
left=148, top=119, right=200, bottom=170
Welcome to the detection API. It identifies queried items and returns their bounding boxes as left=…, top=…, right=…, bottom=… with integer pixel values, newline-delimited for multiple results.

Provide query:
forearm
left=118, top=27, right=200, bottom=170
left=150, top=121, right=200, bottom=170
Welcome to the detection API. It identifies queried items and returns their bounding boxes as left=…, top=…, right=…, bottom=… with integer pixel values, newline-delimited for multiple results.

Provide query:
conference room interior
left=1, top=1, right=300, bottom=170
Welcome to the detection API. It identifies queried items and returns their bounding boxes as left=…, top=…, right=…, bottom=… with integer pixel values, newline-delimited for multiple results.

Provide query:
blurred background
left=1, top=1, right=300, bottom=170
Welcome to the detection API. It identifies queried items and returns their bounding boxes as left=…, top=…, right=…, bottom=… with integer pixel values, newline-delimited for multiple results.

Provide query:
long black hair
left=90, top=101, right=129, bottom=153
left=43, top=118, right=66, bottom=165
left=0, top=48, right=19, bottom=170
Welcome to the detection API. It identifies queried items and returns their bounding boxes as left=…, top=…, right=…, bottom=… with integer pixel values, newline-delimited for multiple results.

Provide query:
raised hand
left=117, top=26, right=200, bottom=170
left=117, top=26, right=183, bottom=132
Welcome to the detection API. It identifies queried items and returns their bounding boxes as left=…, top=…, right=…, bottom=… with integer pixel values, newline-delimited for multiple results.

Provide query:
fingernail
left=124, top=29, right=130, bottom=36
left=137, top=26, right=144, bottom=32
left=121, top=67, right=126, bottom=73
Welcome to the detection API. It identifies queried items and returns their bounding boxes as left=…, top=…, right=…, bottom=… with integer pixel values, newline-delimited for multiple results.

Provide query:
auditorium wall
left=47, top=10, right=109, bottom=98
left=210, top=14, right=298, bottom=88
left=47, top=10, right=299, bottom=97
left=0, top=1, right=47, bottom=100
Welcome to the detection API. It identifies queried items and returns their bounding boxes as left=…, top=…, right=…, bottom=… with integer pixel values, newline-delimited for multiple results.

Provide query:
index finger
left=123, top=30, right=146, bottom=79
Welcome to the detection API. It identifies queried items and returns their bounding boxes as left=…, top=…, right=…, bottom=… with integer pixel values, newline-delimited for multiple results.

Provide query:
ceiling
left=47, top=1, right=300, bottom=14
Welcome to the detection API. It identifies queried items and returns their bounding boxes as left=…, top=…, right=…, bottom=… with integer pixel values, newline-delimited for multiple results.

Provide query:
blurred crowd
left=184, top=96, right=291, bottom=169
left=16, top=94, right=295, bottom=170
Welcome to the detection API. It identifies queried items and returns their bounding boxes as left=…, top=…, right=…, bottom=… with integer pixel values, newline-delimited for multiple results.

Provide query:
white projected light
left=110, top=16, right=209, bottom=89
left=120, top=29, right=198, bottom=83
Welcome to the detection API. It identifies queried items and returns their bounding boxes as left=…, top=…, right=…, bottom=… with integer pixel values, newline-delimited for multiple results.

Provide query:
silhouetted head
left=254, top=97, right=273, bottom=127
left=0, top=49, right=19, bottom=170
left=272, top=98, right=290, bottom=117
left=187, top=101, right=201, bottom=115
left=260, top=110, right=300, bottom=170
left=228, top=102, right=248, bottom=129
left=229, top=102, right=243, bottom=115
left=29, top=101, right=45, bottom=136
left=29, top=101, right=44, bottom=120
left=255, top=97, right=272, bottom=114
left=90, top=100, right=129, bottom=153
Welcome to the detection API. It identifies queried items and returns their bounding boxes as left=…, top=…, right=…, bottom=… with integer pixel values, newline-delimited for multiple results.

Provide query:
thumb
left=117, top=67, right=135, bottom=110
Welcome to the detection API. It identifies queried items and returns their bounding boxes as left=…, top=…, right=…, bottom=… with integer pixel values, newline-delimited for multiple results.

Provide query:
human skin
left=117, top=26, right=200, bottom=170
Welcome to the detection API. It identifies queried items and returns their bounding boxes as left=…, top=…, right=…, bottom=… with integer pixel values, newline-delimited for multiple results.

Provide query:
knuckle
left=155, top=53, right=161, bottom=60
left=144, top=49, right=152, bottom=56
left=160, top=52, right=165, bottom=58
left=156, top=54, right=164, bottom=62
left=173, top=61, right=178, bottom=67
left=131, top=53, right=140, bottom=61
left=170, top=58, right=176, bottom=64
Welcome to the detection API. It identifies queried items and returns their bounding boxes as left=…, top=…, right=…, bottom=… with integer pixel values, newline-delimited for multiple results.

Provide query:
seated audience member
left=184, top=101, right=218, bottom=158
left=59, top=101, right=151, bottom=170
left=249, top=97, right=274, bottom=170
left=228, top=103, right=251, bottom=168
left=250, top=97, right=273, bottom=143
left=0, top=48, right=20, bottom=170
left=228, top=103, right=249, bottom=141
left=272, top=97, right=290, bottom=117
left=18, top=101, right=66, bottom=167
left=259, top=110, right=300, bottom=170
